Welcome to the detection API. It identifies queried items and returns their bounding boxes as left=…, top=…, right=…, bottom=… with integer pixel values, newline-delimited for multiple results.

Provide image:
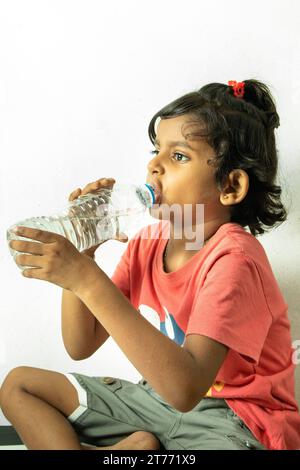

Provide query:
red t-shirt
left=111, top=220, right=300, bottom=450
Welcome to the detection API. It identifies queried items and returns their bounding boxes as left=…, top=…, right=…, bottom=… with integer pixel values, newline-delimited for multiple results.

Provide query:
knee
left=0, top=366, right=30, bottom=409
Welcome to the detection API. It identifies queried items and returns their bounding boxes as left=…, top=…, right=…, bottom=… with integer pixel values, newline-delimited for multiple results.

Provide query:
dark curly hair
left=148, top=79, right=287, bottom=237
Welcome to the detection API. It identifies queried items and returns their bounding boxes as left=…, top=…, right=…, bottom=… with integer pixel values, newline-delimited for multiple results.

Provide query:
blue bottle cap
left=144, top=183, right=156, bottom=206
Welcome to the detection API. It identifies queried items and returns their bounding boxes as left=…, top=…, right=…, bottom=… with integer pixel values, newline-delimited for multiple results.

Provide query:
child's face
left=147, top=114, right=230, bottom=225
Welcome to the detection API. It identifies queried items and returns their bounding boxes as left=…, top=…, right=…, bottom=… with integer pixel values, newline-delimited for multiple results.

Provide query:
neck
left=166, top=216, right=231, bottom=255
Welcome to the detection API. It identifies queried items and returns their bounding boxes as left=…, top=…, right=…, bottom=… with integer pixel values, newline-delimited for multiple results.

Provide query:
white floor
left=0, top=442, right=95, bottom=450
left=0, top=445, right=27, bottom=450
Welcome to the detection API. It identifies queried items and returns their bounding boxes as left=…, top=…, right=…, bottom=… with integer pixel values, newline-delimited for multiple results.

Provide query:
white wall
left=0, top=0, right=299, bottom=425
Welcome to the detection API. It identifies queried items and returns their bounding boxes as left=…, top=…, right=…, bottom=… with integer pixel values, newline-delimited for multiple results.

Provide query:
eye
left=149, top=149, right=190, bottom=163
left=172, top=152, right=190, bottom=163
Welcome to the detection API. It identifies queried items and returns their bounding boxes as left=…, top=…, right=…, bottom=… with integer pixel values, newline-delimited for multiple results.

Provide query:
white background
left=0, top=0, right=299, bottom=425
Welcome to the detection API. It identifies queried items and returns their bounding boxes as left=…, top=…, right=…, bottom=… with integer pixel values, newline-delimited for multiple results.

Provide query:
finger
left=81, top=179, right=114, bottom=195
left=9, top=239, right=44, bottom=255
left=81, top=178, right=115, bottom=196
left=21, top=267, right=44, bottom=279
left=12, top=227, right=62, bottom=244
left=15, top=253, right=44, bottom=268
left=68, top=188, right=82, bottom=202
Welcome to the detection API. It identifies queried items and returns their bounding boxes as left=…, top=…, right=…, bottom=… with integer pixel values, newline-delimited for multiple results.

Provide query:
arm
left=61, top=289, right=110, bottom=360
left=10, top=224, right=228, bottom=412
left=61, top=176, right=120, bottom=361
left=74, top=268, right=229, bottom=412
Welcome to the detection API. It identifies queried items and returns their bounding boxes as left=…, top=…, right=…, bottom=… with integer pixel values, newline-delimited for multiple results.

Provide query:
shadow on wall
left=275, top=166, right=300, bottom=409
left=277, top=268, right=300, bottom=409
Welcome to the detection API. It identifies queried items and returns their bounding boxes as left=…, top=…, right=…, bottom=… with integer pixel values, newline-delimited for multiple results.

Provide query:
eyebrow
left=154, top=139, right=194, bottom=151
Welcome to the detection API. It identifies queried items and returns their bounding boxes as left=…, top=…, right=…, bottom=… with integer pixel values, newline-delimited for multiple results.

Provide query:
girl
left=1, top=79, right=300, bottom=450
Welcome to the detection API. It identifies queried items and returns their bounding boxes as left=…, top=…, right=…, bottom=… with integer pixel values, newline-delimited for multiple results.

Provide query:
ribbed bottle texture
left=7, top=183, right=160, bottom=268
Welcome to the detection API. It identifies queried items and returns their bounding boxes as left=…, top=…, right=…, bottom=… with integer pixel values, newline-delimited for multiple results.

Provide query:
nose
left=147, top=153, right=164, bottom=176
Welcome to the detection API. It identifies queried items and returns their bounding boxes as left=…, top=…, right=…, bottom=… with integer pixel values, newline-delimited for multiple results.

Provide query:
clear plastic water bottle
left=7, top=183, right=161, bottom=268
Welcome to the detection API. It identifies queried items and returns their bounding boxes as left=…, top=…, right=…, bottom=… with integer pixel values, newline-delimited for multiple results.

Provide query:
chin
left=148, top=204, right=165, bottom=221
left=148, top=201, right=180, bottom=223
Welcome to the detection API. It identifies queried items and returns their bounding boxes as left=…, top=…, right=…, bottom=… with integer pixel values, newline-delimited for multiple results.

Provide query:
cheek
left=192, top=173, right=219, bottom=202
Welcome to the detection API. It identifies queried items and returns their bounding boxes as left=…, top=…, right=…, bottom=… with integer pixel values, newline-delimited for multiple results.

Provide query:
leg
left=0, top=366, right=83, bottom=450
left=0, top=367, right=160, bottom=450
left=81, top=431, right=161, bottom=450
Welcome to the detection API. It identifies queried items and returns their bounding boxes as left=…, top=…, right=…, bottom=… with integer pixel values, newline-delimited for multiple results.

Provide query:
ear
left=220, top=169, right=249, bottom=205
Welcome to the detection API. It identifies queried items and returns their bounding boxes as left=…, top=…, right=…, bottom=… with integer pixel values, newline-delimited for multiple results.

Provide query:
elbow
left=70, top=354, right=85, bottom=361
left=63, top=339, right=92, bottom=361
left=69, top=354, right=90, bottom=361
left=70, top=352, right=92, bottom=361
left=66, top=351, right=82, bottom=361
left=65, top=348, right=91, bottom=361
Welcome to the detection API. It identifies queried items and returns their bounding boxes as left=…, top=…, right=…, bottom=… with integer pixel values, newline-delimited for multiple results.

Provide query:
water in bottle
left=7, top=183, right=161, bottom=269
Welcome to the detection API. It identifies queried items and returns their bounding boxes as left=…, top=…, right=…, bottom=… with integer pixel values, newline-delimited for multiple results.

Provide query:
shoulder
left=209, top=223, right=266, bottom=256
left=203, top=223, right=270, bottom=274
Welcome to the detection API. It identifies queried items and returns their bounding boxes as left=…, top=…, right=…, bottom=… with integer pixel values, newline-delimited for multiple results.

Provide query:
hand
left=8, top=226, right=100, bottom=293
left=68, top=177, right=128, bottom=258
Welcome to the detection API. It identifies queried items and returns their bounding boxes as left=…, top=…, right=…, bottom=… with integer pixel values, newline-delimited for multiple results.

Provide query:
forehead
left=155, top=115, right=212, bottom=153
left=156, top=115, right=192, bottom=139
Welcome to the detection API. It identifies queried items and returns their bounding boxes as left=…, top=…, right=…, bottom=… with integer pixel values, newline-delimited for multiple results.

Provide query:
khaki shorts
left=64, top=373, right=266, bottom=451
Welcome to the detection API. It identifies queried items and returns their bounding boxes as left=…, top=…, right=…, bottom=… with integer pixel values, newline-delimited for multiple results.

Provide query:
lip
left=147, top=180, right=162, bottom=204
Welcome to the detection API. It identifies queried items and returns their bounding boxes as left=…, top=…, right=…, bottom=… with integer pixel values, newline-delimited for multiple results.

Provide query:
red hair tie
left=228, top=80, right=245, bottom=98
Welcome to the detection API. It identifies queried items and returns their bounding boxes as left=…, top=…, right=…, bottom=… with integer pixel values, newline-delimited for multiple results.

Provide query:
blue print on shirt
left=138, top=304, right=185, bottom=346
left=160, top=309, right=185, bottom=346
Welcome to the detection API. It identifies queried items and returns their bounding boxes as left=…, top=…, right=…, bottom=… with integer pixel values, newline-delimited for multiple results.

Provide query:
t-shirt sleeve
left=110, top=241, right=132, bottom=301
left=186, top=253, right=273, bottom=365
